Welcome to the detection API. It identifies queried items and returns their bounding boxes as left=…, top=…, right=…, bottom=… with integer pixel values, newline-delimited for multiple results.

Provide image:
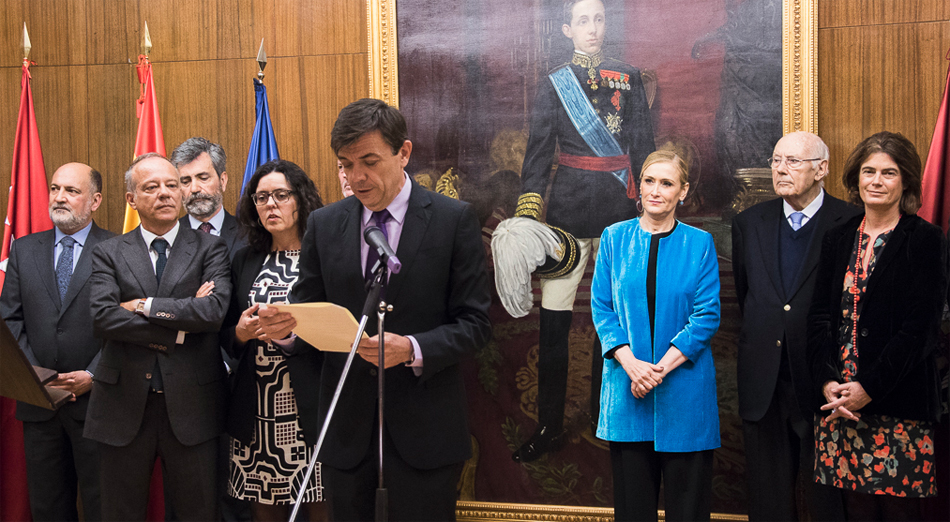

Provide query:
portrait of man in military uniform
left=509, top=0, right=656, bottom=463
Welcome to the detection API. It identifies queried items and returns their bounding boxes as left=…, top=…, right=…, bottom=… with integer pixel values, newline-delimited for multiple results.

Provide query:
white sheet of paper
left=267, top=302, right=367, bottom=353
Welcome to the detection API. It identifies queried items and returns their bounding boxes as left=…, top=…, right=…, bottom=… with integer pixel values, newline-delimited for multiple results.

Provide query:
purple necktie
left=365, top=209, right=392, bottom=282
left=198, top=222, right=213, bottom=234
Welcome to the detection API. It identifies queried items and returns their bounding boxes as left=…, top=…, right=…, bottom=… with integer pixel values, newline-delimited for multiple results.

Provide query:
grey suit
left=85, top=225, right=231, bottom=521
left=0, top=222, right=114, bottom=522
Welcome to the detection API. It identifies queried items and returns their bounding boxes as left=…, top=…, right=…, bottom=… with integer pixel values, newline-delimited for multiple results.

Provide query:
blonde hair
left=639, top=150, right=689, bottom=187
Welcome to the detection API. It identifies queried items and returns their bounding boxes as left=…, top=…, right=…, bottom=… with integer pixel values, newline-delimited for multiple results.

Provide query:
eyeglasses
left=250, top=189, right=295, bottom=206
left=768, top=156, right=822, bottom=169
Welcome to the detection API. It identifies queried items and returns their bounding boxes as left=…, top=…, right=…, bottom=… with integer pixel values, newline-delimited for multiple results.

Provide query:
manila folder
left=267, top=302, right=367, bottom=353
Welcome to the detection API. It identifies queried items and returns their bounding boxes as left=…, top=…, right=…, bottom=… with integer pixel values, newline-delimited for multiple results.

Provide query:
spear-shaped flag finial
left=256, top=39, right=267, bottom=81
left=22, top=23, right=31, bottom=61
left=141, top=21, right=152, bottom=56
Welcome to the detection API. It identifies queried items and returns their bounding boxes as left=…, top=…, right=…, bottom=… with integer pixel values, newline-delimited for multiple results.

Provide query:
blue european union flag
left=241, top=79, right=279, bottom=195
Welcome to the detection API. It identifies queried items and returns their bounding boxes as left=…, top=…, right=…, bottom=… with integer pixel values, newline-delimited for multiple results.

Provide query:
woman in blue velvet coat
left=592, top=150, right=721, bottom=522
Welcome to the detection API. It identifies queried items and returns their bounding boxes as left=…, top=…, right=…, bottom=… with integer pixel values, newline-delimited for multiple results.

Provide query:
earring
left=636, top=197, right=643, bottom=214
left=678, top=200, right=685, bottom=206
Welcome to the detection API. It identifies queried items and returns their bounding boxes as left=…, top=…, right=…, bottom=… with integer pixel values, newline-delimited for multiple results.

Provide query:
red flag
left=123, top=54, right=166, bottom=233
left=0, top=59, right=51, bottom=522
left=920, top=49, right=950, bottom=234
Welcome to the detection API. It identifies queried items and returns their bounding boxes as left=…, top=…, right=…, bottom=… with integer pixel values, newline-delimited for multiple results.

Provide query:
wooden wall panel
left=820, top=0, right=950, bottom=29
left=1, top=0, right=367, bottom=235
left=818, top=0, right=950, bottom=201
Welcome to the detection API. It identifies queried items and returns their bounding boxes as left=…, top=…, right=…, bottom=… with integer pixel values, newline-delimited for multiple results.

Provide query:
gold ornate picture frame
left=366, top=0, right=817, bottom=519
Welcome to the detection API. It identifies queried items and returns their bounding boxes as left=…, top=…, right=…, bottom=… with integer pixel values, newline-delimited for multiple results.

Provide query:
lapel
left=753, top=199, right=786, bottom=301
left=785, top=197, right=852, bottom=300
left=158, top=227, right=198, bottom=296
left=120, top=228, right=159, bottom=297
left=385, top=183, right=432, bottom=305
left=340, top=198, right=367, bottom=296
left=59, top=223, right=106, bottom=314
left=862, top=213, right=911, bottom=303
left=221, top=212, right=239, bottom=254
left=238, top=249, right=268, bottom=309
left=36, top=230, right=61, bottom=308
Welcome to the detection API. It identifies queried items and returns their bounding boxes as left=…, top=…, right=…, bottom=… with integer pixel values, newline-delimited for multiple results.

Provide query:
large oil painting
left=368, top=0, right=817, bottom=518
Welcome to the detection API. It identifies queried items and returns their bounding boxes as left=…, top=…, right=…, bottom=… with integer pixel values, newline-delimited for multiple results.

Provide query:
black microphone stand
left=289, top=261, right=390, bottom=522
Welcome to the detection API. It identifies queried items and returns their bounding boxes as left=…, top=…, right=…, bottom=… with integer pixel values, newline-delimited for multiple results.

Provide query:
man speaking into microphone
left=258, top=98, right=492, bottom=521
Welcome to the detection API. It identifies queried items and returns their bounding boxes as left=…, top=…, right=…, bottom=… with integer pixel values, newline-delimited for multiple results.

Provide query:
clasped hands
left=615, top=345, right=666, bottom=399
left=820, top=380, right=871, bottom=422
left=255, top=306, right=414, bottom=368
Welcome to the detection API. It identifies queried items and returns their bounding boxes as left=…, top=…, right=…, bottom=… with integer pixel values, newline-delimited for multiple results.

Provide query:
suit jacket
left=0, top=223, right=115, bottom=422
left=521, top=57, right=655, bottom=238
left=807, top=214, right=948, bottom=422
left=291, top=181, right=492, bottom=470
left=732, top=194, right=860, bottom=421
left=84, top=226, right=232, bottom=446
left=179, top=210, right=246, bottom=261
left=221, top=246, right=323, bottom=445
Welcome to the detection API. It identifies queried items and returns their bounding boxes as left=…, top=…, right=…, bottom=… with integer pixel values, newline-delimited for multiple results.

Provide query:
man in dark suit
left=170, top=136, right=250, bottom=522
left=732, top=131, right=856, bottom=521
left=510, top=0, right=655, bottom=462
left=0, top=163, right=114, bottom=522
left=85, top=153, right=232, bottom=521
left=259, top=98, right=492, bottom=521
left=171, top=136, right=246, bottom=260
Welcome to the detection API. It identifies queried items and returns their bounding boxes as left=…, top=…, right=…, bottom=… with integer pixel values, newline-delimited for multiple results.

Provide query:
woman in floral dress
left=808, top=132, right=948, bottom=520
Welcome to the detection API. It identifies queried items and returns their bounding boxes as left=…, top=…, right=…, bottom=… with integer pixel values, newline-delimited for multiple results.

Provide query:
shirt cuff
left=143, top=297, right=153, bottom=316
left=406, top=335, right=423, bottom=377
left=273, top=333, right=297, bottom=356
left=176, top=331, right=186, bottom=344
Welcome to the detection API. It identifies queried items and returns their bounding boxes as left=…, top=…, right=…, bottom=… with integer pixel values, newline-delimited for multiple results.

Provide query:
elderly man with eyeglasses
left=731, top=131, right=858, bottom=521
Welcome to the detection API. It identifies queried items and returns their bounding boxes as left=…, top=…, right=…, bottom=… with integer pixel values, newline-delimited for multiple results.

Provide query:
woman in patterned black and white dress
left=221, top=159, right=326, bottom=521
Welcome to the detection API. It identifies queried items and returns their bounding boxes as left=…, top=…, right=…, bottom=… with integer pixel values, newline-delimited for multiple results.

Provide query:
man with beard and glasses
left=171, top=137, right=246, bottom=260
left=1, top=163, right=115, bottom=521
left=170, top=136, right=250, bottom=522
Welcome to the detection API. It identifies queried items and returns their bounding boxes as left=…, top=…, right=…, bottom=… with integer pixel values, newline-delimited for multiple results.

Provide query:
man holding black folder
left=0, top=162, right=113, bottom=522
left=259, top=98, right=492, bottom=521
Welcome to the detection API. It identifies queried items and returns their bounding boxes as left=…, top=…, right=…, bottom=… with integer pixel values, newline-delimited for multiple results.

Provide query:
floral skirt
left=814, top=413, right=936, bottom=497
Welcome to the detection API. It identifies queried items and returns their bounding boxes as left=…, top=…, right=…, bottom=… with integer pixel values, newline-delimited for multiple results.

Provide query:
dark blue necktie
left=365, top=209, right=392, bottom=282
left=56, top=236, right=76, bottom=300
left=152, top=238, right=168, bottom=284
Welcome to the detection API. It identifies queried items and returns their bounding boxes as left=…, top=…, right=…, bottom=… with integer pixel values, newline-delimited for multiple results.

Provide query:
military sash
left=548, top=66, right=628, bottom=190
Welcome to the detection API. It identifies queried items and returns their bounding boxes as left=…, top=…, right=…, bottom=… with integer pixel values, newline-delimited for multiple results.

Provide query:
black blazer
left=291, top=181, right=492, bottom=470
left=221, top=245, right=323, bottom=445
left=179, top=210, right=247, bottom=261
left=84, top=226, right=232, bottom=446
left=807, top=214, right=948, bottom=422
left=732, top=194, right=860, bottom=421
left=0, top=223, right=115, bottom=422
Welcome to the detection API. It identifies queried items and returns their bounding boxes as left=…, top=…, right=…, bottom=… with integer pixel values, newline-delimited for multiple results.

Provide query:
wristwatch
left=135, top=299, right=146, bottom=315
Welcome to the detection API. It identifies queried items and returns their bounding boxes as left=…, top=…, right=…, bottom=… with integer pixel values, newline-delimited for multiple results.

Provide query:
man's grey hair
left=125, top=153, right=175, bottom=193
left=169, top=136, right=227, bottom=177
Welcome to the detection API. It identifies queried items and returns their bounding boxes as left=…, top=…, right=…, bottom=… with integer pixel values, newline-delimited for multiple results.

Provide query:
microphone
left=364, top=226, right=402, bottom=274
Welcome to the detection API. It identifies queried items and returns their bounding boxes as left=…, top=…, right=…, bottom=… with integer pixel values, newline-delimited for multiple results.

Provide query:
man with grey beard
left=171, top=137, right=246, bottom=260
left=1, top=162, right=115, bottom=521
left=170, top=137, right=250, bottom=522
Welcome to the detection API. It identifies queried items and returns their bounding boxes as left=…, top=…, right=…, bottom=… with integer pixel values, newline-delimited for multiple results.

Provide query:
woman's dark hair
left=842, top=131, right=923, bottom=214
left=237, top=159, right=323, bottom=252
